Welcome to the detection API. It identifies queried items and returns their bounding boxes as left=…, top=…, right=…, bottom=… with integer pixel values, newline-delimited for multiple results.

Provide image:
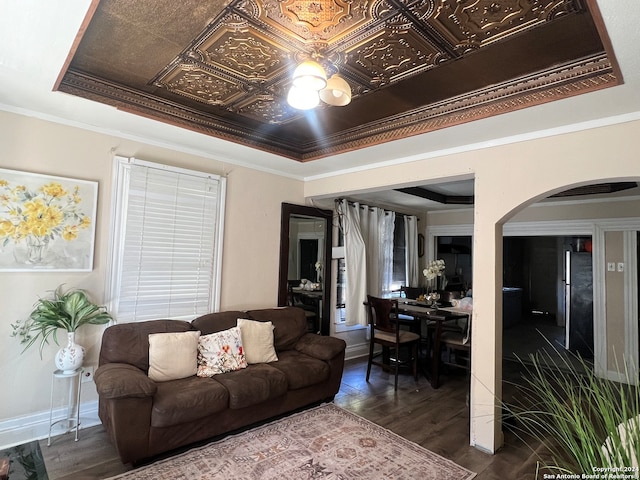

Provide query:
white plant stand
left=47, top=368, right=83, bottom=446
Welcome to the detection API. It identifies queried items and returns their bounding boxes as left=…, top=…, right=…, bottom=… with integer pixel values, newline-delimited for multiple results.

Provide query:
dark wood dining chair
left=438, top=313, right=471, bottom=381
left=365, top=295, right=421, bottom=391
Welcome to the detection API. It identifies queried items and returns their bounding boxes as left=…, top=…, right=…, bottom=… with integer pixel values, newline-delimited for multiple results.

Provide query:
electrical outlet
left=82, top=366, right=94, bottom=383
left=617, top=262, right=624, bottom=272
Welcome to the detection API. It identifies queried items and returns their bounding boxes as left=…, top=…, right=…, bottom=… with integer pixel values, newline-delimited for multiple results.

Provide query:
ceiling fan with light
left=287, top=58, right=351, bottom=110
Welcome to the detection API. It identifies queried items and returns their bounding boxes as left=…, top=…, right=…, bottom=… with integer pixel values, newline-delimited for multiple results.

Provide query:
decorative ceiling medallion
left=196, top=27, right=289, bottom=82
left=157, top=65, right=245, bottom=105
left=258, top=0, right=372, bottom=44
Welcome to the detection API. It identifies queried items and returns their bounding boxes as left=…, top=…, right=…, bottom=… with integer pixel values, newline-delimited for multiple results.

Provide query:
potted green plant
left=11, top=285, right=112, bottom=373
left=505, top=343, right=639, bottom=477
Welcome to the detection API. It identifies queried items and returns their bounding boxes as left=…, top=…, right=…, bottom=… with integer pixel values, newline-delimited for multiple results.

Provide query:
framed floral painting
left=0, top=168, right=98, bottom=271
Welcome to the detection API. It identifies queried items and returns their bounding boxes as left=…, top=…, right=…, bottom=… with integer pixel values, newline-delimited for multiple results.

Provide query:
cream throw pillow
left=237, top=318, right=278, bottom=364
left=148, top=331, right=200, bottom=382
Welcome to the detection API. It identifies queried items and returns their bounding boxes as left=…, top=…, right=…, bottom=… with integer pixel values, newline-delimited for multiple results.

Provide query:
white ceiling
left=1, top=1, right=639, bottom=207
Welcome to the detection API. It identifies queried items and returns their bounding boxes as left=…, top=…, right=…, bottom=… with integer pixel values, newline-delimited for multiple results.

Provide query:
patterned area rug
left=107, top=403, right=476, bottom=480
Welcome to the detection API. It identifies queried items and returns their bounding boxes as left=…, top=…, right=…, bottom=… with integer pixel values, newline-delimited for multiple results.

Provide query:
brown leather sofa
left=94, top=307, right=346, bottom=464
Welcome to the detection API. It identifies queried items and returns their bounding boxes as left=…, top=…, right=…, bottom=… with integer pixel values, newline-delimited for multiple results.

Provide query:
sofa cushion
left=269, top=350, right=330, bottom=390
left=151, top=377, right=229, bottom=428
left=246, top=307, right=307, bottom=351
left=99, top=320, right=194, bottom=371
left=191, top=311, right=247, bottom=335
left=148, top=331, right=200, bottom=382
left=237, top=318, right=278, bottom=364
left=197, top=327, right=247, bottom=377
left=214, top=364, right=287, bottom=409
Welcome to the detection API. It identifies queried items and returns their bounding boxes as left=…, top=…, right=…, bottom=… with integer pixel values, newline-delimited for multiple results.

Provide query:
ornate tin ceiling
left=56, top=0, right=620, bottom=161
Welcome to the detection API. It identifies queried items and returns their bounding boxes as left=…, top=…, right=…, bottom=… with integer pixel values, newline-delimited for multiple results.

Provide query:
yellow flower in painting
left=41, top=182, right=67, bottom=198
left=62, top=225, right=78, bottom=241
left=22, top=199, right=47, bottom=220
left=0, top=219, right=15, bottom=237
left=79, top=216, right=91, bottom=228
left=42, top=205, right=63, bottom=228
left=0, top=177, right=92, bottom=261
left=18, top=218, right=50, bottom=237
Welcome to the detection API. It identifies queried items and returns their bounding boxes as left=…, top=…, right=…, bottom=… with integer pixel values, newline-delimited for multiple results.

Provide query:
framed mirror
left=278, top=203, right=332, bottom=335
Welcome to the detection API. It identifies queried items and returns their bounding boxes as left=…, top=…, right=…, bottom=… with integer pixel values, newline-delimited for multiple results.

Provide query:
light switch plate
left=617, top=262, right=624, bottom=272
left=607, top=262, right=615, bottom=272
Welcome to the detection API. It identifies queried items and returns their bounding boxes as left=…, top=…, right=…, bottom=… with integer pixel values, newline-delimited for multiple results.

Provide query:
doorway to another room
left=502, top=235, right=594, bottom=369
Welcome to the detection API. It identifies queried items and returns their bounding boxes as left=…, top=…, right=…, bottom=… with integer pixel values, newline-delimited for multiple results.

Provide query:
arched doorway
left=471, top=172, right=640, bottom=453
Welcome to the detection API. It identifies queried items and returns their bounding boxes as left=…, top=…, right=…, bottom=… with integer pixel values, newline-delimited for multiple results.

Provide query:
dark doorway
left=436, top=236, right=472, bottom=291
left=299, top=239, right=319, bottom=281
left=502, top=235, right=594, bottom=362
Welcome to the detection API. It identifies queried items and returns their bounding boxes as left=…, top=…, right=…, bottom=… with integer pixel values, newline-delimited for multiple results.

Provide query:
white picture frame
left=0, top=168, right=98, bottom=272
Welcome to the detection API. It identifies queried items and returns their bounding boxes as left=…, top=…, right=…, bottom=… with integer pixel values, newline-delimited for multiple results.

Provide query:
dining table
left=395, top=298, right=471, bottom=389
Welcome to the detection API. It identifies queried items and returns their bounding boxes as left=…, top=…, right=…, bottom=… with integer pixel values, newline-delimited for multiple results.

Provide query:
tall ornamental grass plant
left=505, top=343, right=639, bottom=477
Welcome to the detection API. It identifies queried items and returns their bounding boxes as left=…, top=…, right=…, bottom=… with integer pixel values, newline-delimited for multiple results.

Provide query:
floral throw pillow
left=197, top=326, right=247, bottom=377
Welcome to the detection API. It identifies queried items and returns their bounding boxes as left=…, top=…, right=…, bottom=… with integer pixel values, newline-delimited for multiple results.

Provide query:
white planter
left=55, top=332, right=85, bottom=373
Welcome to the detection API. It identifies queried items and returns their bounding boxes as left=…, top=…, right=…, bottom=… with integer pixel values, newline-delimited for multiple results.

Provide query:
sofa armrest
left=95, top=363, right=157, bottom=399
left=294, top=334, right=346, bottom=361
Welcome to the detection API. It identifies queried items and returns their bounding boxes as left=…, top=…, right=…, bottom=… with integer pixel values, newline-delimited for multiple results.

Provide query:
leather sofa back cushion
left=246, top=308, right=307, bottom=351
left=191, top=311, right=246, bottom=336
left=99, top=320, right=194, bottom=371
left=192, top=307, right=307, bottom=351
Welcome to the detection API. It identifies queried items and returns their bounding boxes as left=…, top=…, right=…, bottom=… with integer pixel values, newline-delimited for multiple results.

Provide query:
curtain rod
left=334, top=198, right=419, bottom=220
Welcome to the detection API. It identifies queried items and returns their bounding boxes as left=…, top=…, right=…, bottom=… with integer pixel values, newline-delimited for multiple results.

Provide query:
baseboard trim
left=344, top=342, right=370, bottom=361
left=0, top=401, right=100, bottom=450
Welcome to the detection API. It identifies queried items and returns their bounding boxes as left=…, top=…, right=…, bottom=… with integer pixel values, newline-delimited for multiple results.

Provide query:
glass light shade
left=287, top=85, right=320, bottom=110
left=319, top=74, right=351, bottom=106
left=292, top=60, right=327, bottom=91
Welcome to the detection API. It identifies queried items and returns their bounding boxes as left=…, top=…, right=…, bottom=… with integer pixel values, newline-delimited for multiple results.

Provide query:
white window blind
left=108, top=157, right=225, bottom=323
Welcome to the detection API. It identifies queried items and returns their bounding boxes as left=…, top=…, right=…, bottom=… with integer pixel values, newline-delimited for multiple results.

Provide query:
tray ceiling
left=56, top=0, right=620, bottom=161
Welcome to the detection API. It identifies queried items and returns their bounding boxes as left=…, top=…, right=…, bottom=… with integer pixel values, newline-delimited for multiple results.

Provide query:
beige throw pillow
left=148, top=331, right=200, bottom=382
left=237, top=318, right=278, bottom=364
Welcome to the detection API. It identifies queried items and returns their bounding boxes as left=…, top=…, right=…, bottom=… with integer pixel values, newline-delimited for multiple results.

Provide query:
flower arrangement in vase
left=11, top=285, right=112, bottom=373
left=423, top=259, right=446, bottom=292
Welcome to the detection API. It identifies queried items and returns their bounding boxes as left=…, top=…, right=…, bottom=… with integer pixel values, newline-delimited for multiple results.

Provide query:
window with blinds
left=107, top=157, right=226, bottom=323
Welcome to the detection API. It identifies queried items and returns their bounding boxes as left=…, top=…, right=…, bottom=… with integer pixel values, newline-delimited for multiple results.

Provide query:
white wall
left=305, top=118, right=640, bottom=453
left=0, top=111, right=304, bottom=445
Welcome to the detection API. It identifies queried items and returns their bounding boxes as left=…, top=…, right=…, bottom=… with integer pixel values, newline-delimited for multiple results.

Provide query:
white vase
left=55, top=332, right=85, bottom=373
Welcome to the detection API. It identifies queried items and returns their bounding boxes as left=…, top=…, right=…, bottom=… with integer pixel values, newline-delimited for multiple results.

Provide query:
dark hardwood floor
left=41, top=356, right=547, bottom=479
